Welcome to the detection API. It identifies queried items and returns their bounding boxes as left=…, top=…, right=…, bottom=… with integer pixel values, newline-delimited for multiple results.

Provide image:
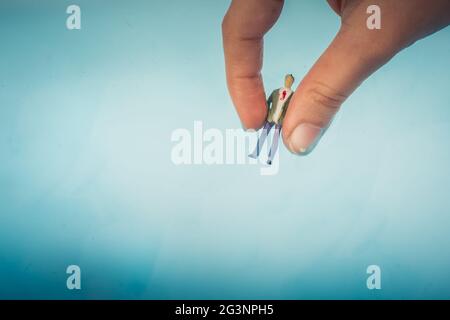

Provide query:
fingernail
left=288, top=123, right=324, bottom=155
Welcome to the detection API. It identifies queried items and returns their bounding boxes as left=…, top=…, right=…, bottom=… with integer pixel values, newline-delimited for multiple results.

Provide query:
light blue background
left=1, top=0, right=449, bottom=299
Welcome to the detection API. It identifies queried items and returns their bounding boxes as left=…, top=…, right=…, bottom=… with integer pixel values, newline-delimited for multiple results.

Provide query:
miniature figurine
left=249, top=74, right=295, bottom=165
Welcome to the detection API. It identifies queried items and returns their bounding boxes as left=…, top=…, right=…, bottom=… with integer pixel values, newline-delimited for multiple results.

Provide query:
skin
left=284, top=74, right=294, bottom=89
left=222, top=0, right=450, bottom=155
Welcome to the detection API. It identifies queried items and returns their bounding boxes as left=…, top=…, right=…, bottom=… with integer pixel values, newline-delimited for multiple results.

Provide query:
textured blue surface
left=0, top=0, right=450, bottom=299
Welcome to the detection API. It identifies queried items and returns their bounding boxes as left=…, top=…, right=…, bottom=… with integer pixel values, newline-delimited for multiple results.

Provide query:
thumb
left=282, top=27, right=395, bottom=155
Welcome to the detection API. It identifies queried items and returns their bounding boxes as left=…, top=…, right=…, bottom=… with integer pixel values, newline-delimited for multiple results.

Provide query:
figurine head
left=284, top=74, right=295, bottom=89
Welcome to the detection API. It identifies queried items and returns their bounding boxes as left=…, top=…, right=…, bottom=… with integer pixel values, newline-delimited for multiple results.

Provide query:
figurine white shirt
left=271, top=87, right=293, bottom=125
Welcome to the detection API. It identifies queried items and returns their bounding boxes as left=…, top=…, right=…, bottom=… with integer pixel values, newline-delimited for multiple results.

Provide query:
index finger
left=222, top=0, right=284, bottom=130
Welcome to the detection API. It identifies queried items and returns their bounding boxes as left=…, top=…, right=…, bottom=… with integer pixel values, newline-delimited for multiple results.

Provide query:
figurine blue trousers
left=249, top=121, right=281, bottom=164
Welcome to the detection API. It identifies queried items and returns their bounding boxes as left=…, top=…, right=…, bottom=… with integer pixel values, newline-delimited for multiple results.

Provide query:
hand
left=222, top=0, right=450, bottom=155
